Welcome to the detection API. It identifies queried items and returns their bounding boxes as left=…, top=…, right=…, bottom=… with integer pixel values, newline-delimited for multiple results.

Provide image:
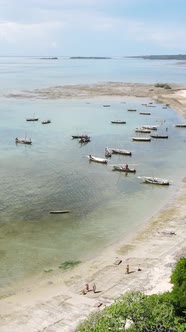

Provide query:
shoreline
left=0, top=83, right=186, bottom=332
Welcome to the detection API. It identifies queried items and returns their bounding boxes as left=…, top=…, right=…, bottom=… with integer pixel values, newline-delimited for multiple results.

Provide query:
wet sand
left=1, top=83, right=186, bottom=332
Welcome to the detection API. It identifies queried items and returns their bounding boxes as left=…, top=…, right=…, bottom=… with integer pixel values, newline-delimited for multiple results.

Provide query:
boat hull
left=113, top=166, right=136, bottom=173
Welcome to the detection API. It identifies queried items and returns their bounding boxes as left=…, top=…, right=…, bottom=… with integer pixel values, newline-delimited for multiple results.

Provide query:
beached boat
left=89, top=155, right=108, bottom=164
left=111, top=120, right=126, bottom=124
left=111, top=148, right=132, bottom=156
left=141, top=125, right=158, bottom=130
left=175, top=124, right=186, bottom=127
left=150, top=134, right=168, bottom=139
left=112, top=165, right=136, bottom=173
left=132, top=137, right=151, bottom=142
left=49, top=210, right=70, bottom=214
left=105, top=147, right=112, bottom=157
left=139, top=112, right=151, bottom=115
left=135, top=128, right=151, bottom=133
left=139, top=176, right=170, bottom=185
left=15, top=137, right=32, bottom=144
left=42, top=120, right=51, bottom=124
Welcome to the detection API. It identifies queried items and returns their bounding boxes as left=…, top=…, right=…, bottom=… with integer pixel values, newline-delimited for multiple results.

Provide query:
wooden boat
left=112, top=165, right=136, bottom=173
left=139, top=176, right=169, bottom=185
left=141, top=125, right=158, bottom=130
left=128, top=109, right=136, bottom=112
left=89, top=155, right=108, bottom=164
left=111, top=120, right=126, bottom=124
left=135, top=128, right=151, bottom=133
left=175, top=124, right=186, bottom=128
left=132, top=137, right=151, bottom=142
left=26, top=117, right=39, bottom=121
left=79, top=136, right=91, bottom=143
left=42, top=120, right=51, bottom=124
left=105, top=147, right=112, bottom=157
left=150, top=134, right=168, bottom=139
left=111, top=148, right=132, bottom=156
left=139, top=112, right=151, bottom=115
left=49, top=210, right=70, bottom=214
left=103, top=104, right=110, bottom=107
left=72, top=135, right=88, bottom=139
left=15, top=137, right=32, bottom=144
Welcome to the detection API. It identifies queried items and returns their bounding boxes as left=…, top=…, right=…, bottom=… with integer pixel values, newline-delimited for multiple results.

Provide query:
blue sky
left=0, top=0, right=185, bottom=56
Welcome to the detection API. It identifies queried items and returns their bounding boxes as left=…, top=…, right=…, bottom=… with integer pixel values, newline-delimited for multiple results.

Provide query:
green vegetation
left=154, top=83, right=172, bottom=89
left=58, top=260, right=81, bottom=270
left=75, top=257, right=186, bottom=332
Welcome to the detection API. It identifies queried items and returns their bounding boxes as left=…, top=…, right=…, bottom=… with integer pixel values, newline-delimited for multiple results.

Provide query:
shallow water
left=0, top=58, right=186, bottom=294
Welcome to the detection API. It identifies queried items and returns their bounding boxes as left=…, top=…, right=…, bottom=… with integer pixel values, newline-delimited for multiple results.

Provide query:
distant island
left=69, top=56, right=111, bottom=60
left=127, top=54, right=186, bottom=60
left=40, top=57, right=58, bottom=60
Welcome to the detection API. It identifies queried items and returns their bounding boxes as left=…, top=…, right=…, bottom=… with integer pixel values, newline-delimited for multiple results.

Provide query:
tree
left=170, top=257, right=186, bottom=316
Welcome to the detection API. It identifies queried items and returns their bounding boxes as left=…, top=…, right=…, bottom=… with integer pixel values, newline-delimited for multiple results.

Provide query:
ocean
left=0, top=56, right=186, bottom=295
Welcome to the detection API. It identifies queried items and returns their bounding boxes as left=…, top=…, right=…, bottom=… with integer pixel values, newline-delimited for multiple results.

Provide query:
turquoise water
left=0, top=57, right=186, bottom=294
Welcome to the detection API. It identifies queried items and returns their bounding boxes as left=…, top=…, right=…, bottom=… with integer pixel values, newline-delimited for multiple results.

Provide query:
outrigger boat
left=111, top=148, right=132, bottom=156
left=139, top=176, right=169, bottom=185
left=89, top=155, right=108, bottom=164
left=112, top=165, right=136, bottom=173
left=15, top=137, right=32, bottom=144
left=111, top=120, right=126, bottom=124
left=132, top=137, right=151, bottom=142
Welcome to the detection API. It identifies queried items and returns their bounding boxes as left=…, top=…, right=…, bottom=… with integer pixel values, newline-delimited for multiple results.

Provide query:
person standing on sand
left=126, top=264, right=130, bottom=274
left=92, top=284, right=96, bottom=293
left=85, top=284, right=90, bottom=292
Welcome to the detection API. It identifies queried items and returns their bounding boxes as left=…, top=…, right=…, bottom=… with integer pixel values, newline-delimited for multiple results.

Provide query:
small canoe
left=89, top=155, right=108, bottom=164
left=132, top=137, right=151, bottom=142
left=112, top=165, right=136, bottom=173
left=111, top=120, right=126, bottom=124
left=175, top=124, right=186, bottom=128
left=139, top=112, right=151, bottom=115
left=135, top=128, right=151, bottom=133
left=42, top=120, right=51, bottom=124
left=15, top=137, right=32, bottom=144
left=111, top=148, right=132, bottom=156
left=150, top=134, right=168, bottom=139
left=49, top=210, right=70, bottom=214
left=128, top=109, right=136, bottom=111
left=26, top=118, right=39, bottom=121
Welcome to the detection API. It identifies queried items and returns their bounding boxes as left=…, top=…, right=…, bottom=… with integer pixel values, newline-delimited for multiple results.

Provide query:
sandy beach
left=1, top=83, right=186, bottom=332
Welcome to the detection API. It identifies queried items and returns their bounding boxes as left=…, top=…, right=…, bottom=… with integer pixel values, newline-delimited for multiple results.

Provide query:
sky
left=0, top=0, right=185, bottom=56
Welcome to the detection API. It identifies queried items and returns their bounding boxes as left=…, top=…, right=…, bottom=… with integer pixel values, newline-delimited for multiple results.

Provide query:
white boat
left=132, top=137, right=151, bottom=142
left=112, top=165, right=136, bottom=173
left=15, top=137, right=32, bottom=144
left=139, top=176, right=169, bottom=185
left=89, top=155, right=108, bottom=164
left=105, top=147, right=112, bottom=157
left=135, top=128, right=151, bottom=133
left=141, top=125, right=158, bottom=130
left=111, top=148, right=132, bottom=156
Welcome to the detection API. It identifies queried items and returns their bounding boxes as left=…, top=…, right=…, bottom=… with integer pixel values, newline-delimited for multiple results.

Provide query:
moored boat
left=132, top=137, right=151, bottom=141
left=79, top=136, right=91, bottom=143
left=150, top=134, right=168, bottom=139
left=141, top=125, right=158, bottom=130
left=139, top=176, right=170, bottom=185
left=42, top=120, right=51, bottom=124
left=175, top=124, right=186, bottom=127
left=139, top=112, right=151, bottom=115
left=26, top=117, right=39, bottom=121
left=89, top=155, right=108, bottom=164
left=111, top=148, right=132, bottom=156
left=49, top=210, right=70, bottom=214
left=105, top=147, right=112, bottom=157
left=128, top=109, right=136, bottom=111
left=111, top=120, right=126, bottom=124
left=15, top=137, right=32, bottom=144
left=135, top=128, right=151, bottom=133
left=112, top=165, right=136, bottom=173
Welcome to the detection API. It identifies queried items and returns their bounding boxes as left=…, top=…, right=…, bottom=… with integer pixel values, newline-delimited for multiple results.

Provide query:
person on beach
left=126, top=264, right=130, bottom=274
left=85, top=283, right=90, bottom=292
left=138, top=265, right=142, bottom=271
left=92, top=284, right=96, bottom=293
